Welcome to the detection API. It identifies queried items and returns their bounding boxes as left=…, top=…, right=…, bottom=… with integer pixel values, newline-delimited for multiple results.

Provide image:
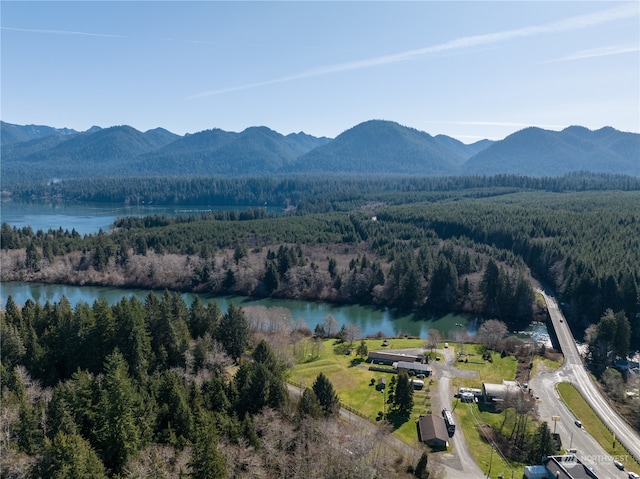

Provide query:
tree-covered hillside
left=2, top=120, right=637, bottom=187
left=3, top=175, right=639, bottom=352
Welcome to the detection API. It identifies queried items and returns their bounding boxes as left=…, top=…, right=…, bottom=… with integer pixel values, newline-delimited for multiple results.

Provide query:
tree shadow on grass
left=384, top=409, right=411, bottom=430
left=349, top=357, right=365, bottom=367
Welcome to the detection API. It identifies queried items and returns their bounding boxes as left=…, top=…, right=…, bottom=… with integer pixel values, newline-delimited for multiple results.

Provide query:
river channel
left=1, top=199, right=480, bottom=338
left=0, top=281, right=476, bottom=339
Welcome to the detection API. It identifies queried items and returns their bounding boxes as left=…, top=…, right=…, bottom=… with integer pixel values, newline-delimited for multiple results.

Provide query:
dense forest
left=1, top=292, right=415, bottom=478
left=3, top=174, right=640, bottom=348
left=2, top=173, right=640, bottom=477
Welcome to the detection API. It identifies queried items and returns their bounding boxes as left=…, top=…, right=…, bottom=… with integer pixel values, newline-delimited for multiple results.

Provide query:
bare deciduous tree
left=477, top=319, right=508, bottom=350
left=426, top=328, right=443, bottom=351
left=323, top=314, right=338, bottom=338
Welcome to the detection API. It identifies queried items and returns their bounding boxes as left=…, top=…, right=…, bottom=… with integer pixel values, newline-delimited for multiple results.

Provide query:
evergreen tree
left=527, top=421, right=556, bottom=463
left=36, top=432, right=107, bottom=479
left=481, top=259, right=504, bottom=318
left=414, top=451, right=429, bottom=479
left=98, top=350, right=141, bottom=474
left=16, top=400, right=42, bottom=454
left=312, top=372, right=340, bottom=417
left=613, top=310, right=631, bottom=359
left=393, top=370, right=414, bottom=417
left=155, top=371, right=194, bottom=446
left=428, top=257, right=458, bottom=311
left=216, top=303, right=250, bottom=361
left=297, top=388, right=322, bottom=419
left=113, top=297, right=152, bottom=381
left=263, top=260, right=280, bottom=294
left=189, top=412, right=227, bottom=479
left=25, top=241, right=41, bottom=272
left=356, top=339, right=368, bottom=359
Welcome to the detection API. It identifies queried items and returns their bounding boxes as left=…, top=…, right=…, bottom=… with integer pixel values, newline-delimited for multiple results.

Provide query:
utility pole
left=456, top=323, right=465, bottom=356
left=552, top=415, right=560, bottom=435
left=486, top=444, right=494, bottom=478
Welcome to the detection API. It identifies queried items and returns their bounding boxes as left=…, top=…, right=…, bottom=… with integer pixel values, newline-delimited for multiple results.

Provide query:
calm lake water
left=0, top=281, right=475, bottom=339
left=0, top=199, right=278, bottom=236
left=2, top=199, right=544, bottom=339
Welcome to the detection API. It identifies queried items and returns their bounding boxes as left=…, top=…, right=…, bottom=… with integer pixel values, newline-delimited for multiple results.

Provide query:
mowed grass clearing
left=290, top=337, right=428, bottom=439
left=453, top=344, right=518, bottom=385
left=454, top=401, right=525, bottom=479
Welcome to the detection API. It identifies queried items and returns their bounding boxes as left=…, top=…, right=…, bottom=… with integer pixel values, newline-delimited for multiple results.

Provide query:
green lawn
left=530, top=355, right=562, bottom=378
left=452, top=344, right=518, bottom=385
left=453, top=401, right=525, bottom=479
left=556, top=382, right=640, bottom=474
left=289, top=334, right=539, bottom=476
left=290, top=337, right=430, bottom=442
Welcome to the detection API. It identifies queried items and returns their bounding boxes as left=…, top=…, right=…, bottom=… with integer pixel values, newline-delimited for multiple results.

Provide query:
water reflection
left=1, top=281, right=473, bottom=339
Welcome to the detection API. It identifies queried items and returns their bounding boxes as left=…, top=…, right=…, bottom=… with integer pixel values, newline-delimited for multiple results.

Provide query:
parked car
left=614, top=460, right=624, bottom=470
left=628, top=472, right=639, bottom=479
left=574, top=420, right=582, bottom=428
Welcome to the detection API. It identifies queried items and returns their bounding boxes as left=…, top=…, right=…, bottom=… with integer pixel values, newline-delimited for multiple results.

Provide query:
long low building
left=394, top=361, right=432, bottom=377
left=367, top=351, right=421, bottom=365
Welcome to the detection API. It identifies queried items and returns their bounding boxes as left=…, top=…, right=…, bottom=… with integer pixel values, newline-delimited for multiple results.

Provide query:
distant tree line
left=7, top=172, right=640, bottom=209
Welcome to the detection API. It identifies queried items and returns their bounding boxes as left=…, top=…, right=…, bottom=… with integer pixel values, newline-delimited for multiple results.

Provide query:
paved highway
left=531, top=364, right=628, bottom=479
left=537, top=290, right=640, bottom=471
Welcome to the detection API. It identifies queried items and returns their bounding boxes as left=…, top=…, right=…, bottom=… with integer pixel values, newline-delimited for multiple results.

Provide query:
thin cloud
left=543, top=44, right=640, bottom=63
left=1, top=26, right=125, bottom=38
left=435, top=120, right=566, bottom=129
left=188, top=3, right=639, bottom=99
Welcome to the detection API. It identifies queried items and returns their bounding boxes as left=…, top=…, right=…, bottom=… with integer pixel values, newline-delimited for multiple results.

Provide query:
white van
left=411, top=379, right=424, bottom=389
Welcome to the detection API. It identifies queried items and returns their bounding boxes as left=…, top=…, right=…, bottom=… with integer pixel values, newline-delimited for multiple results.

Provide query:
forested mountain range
left=2, top=119, right=638, bottom=185
left=463, top=126, right=640, bottom=176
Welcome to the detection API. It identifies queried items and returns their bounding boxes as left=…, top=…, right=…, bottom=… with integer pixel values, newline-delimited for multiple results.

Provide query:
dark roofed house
left=394, top=361, right=432, bottom=377
left=539, top=454, right=599, bottom=479
left=368, top=351, right=421, bottom=365
left=417, top=415, right=449, bottom=449
left=377, top=377, right=387, bottom=390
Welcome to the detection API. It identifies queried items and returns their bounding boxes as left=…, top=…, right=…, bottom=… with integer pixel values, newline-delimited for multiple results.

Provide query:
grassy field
left=454, top=400, right=525, bottom=479
left=446, top=343, right=527, bottom=477
left=289, top=335, right=550, bottom=477
left=530, top=355, right=562, bottom=378
left=289, top=339, right=427, bottom=424
left=451, top=344, right=518, bottom=387
left=556, top=382, right=640, bottom=474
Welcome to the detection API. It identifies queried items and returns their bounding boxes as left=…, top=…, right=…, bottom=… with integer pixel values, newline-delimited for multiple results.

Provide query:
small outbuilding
left=482, top=380, right=520, bottom=404
left=377, top=377, right=387, bottom=391
left=417, top=415, right=449, bottom=449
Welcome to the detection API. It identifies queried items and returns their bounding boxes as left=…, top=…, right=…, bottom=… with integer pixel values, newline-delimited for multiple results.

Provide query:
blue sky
left=2, top=1, right=638, bottom=142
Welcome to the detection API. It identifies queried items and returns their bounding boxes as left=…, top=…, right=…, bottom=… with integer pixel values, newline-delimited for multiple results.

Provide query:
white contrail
left=542, top=44, right=640, bottom=63
left=188, top=3, right=638, bottom=99
left=1, top=26, right=125, bottom=38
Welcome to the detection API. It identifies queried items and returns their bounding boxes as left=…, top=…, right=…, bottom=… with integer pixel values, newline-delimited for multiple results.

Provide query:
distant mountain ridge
left=1, top=120, right=638, bottom=185
left=463, top=126, right=640, bottom=176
